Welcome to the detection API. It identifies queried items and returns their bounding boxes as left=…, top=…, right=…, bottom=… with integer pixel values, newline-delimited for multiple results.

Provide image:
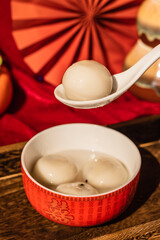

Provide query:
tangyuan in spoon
left=54, top=44, right=160, bottom=109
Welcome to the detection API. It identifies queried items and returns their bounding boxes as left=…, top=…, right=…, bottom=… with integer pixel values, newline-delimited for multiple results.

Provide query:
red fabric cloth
left=0, top=0, right=160, bottom=146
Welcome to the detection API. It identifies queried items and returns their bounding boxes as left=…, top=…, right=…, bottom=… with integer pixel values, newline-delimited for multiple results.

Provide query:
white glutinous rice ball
left=56, top=182, right=99, bottom=196
left=82, top=157, right=129, bottom=192
left=32, top=154, right=78, bottom=187
left=62, top=60, right=113, bottom=101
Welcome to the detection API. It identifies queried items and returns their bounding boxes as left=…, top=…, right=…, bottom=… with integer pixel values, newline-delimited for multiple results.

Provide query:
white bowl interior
left=21, top=123, right=141, bottom=190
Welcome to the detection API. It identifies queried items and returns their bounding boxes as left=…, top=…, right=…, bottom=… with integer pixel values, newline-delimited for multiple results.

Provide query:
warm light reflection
left=157, top=70, right=160, bottom=78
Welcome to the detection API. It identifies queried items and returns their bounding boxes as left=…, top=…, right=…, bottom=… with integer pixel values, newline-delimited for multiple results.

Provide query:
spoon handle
left=114, top=44, right=160, bottom=91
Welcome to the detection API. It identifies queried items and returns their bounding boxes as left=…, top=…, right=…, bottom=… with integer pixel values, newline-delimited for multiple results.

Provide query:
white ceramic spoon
left=54, top=44, right=160, bottom=109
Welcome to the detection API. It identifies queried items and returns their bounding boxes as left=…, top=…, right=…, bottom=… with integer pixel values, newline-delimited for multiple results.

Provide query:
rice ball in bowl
left=32, top=154, right=78, bottom=188
left=21, top=123, right=141, bottom=227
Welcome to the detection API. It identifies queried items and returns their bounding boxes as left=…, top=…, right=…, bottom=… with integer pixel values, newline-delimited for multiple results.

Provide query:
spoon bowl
left=54, top=44, right=160, bottom=109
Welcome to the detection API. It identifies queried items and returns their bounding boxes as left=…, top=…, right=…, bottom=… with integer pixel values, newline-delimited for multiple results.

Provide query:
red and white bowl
left=21, top=123, right=141, bottom=226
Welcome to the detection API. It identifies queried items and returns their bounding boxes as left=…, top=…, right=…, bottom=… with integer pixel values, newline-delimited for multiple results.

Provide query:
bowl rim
left=21, top=123, right=141, bottom=198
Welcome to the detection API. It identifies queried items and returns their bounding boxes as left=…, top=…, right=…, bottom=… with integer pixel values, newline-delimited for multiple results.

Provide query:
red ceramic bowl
left=21, top=123, right=141, bottom=227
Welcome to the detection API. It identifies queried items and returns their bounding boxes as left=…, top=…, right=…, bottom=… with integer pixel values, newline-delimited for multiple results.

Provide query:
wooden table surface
left=0, top=115, right=160, bottom=240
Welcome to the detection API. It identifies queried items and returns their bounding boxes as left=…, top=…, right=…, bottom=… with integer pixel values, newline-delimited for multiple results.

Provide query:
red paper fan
left=11, top=0, right=142, bottom=86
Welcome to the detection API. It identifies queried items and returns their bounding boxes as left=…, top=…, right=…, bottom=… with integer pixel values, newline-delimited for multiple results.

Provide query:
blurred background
left=0, top=0, right=160, bottom=146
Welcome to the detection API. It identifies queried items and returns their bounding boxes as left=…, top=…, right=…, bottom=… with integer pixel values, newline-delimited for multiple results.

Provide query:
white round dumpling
left=82, top=157, right=129, bottom=192
left=62, top=60, right=113, bottom=101
left=32, top=154, right=78, bottom=187
left=56, top=181, right=99, bottom=196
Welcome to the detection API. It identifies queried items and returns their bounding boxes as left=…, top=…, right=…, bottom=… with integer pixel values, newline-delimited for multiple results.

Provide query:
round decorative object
left=124, top=0, right=160, bottom=102
left=0, top=57, right=13, bottom=115
left=137, top=0, right=160, bottom=45
left=11, top=0, right=142, bottom=86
